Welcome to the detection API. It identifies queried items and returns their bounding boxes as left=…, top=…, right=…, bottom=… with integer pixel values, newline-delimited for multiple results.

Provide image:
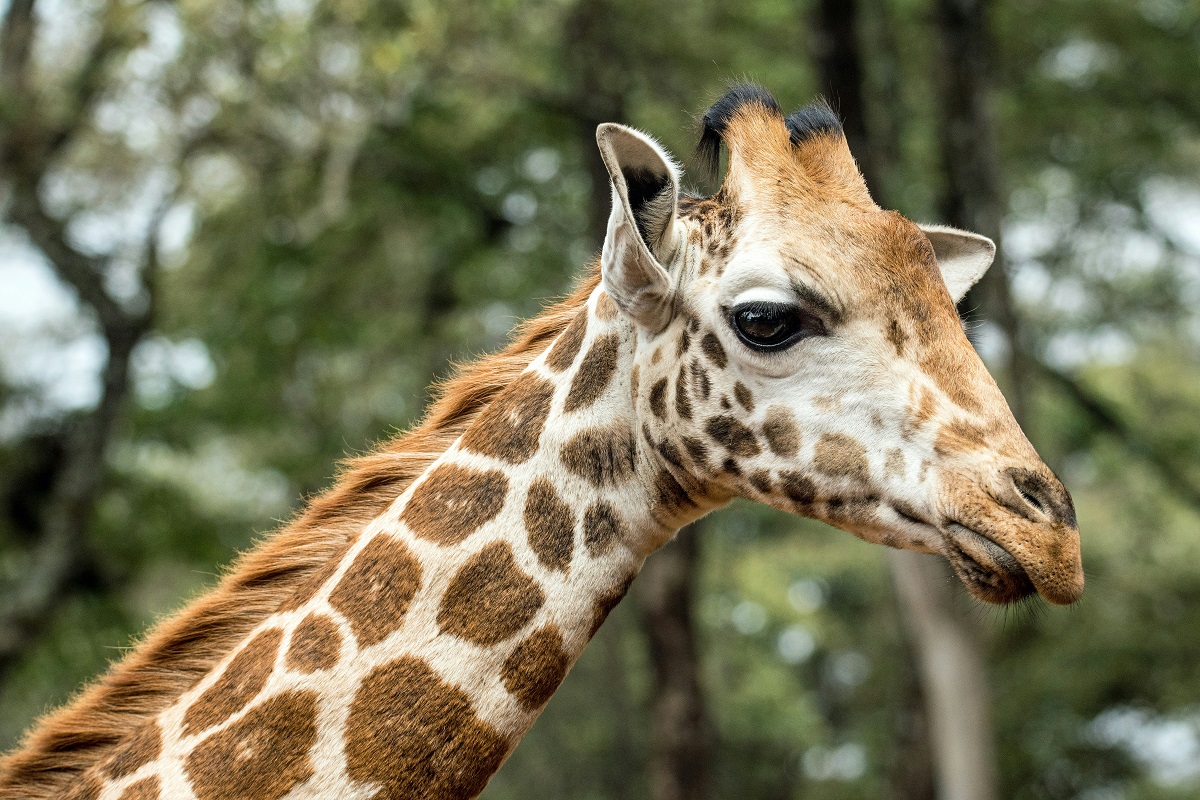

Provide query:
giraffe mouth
left=941, top=522, right=1036, bottom=605
left=876, top=504, right=1037, bottom=604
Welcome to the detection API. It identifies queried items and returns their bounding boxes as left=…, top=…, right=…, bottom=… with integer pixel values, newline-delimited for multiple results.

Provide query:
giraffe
left=0, top=85, right=1083, bottom=800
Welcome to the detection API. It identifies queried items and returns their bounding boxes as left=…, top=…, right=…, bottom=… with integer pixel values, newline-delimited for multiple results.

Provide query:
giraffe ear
left=596, top=123, right=681, bottom=333
left=919, top=223, right=996, bottom=303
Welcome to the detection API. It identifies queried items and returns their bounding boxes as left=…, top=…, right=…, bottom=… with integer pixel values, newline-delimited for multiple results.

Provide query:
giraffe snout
left=938, top=462, right=1084, bottom=606
left=991, top=464, right=1083, bottom=606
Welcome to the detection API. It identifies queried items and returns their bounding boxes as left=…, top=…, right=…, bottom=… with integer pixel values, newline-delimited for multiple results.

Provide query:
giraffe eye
left=730, top=302, right=825, bottom=351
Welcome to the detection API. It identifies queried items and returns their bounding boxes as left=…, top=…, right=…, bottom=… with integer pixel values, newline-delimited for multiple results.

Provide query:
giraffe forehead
left=700, top=213, right=949, bottom=331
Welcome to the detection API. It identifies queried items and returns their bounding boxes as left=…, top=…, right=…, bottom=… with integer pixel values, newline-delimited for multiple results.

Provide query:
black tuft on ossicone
left=784, top=99, right=843, bottom=146
left=697, top=83, right=782, bottom=180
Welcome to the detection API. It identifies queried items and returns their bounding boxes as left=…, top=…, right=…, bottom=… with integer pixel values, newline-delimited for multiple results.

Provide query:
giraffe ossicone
left=0, top=84, right=1083, bottom=800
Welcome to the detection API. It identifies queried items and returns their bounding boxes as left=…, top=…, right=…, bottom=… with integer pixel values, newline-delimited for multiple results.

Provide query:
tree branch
left=7, top=188, right=139, bottom=331
left=1031, top=358, right=1200, bottom=510
left=0, top=285, right=152, bottom=680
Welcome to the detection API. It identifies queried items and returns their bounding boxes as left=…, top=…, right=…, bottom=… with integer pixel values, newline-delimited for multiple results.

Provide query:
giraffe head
left=597, top=85, right=1082, bottom=606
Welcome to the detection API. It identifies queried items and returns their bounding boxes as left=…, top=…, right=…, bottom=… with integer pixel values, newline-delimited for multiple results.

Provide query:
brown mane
left=0, top=267, right=601, bottom=798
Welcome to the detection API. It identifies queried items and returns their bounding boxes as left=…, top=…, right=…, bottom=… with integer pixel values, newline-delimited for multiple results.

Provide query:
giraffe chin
left=940, top=523, right=1037, bottom=606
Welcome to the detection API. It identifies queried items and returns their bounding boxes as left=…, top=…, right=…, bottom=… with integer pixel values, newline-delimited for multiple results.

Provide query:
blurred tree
left=636, top=526, right=715, bottom=800
left=0, top=0, right=177, bottom=678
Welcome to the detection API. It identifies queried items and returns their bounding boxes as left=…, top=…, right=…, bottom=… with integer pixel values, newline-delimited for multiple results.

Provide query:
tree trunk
left=0, top=0, right=158, bottom=679
left=635, top=527, right=714, bottom=800
left=886, top=653, right=937, bottom=800
left=890, top=551, right=998, bottom=800
left=810, top=3, right=998, bottom=799
left=933, top=0, right=1031, bottom=423
left=811, top=0, right=880, bottom=189
left=593, top=607, right=642, bottom=800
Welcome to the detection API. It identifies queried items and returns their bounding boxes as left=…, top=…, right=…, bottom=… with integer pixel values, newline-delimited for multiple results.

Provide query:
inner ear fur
left=918, top=223, right=996, bottom=303
left=596, top=123, right=681, bottom=332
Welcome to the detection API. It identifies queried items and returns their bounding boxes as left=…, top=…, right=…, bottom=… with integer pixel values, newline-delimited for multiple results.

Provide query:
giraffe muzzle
left=937, top=467, right=1084, bottom=606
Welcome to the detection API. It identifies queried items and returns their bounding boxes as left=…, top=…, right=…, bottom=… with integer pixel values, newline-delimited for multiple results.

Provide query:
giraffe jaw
left=875, top=505, right=1038, bottom=605
left=940, top=522, right=1038, bottom=605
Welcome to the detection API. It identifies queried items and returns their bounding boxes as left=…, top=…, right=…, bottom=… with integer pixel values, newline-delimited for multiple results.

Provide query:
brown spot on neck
left=676, top=328, right=691, bottom=356
left=285, top=614, right=342, bottom=673
left=402, top=464, right=509, bottom=545
left=344, top=657, right=510, bottom=799
left=590, top=573, right=637, bottom=636
left=183, top=628, right=282, bottom=735
left=657, top=438, right=686, bottom=470
left=524, top=479, right=576, bottom=572
left=460, top=372, right=556, bottom=463
left=583, top=502, right=627, bottom=555
left=564, top=333, right=622, bottom=412
left=674, top=365, right=692, bottom=419
left=681, top=436, right=711, bottom=471
left=595, top=291, right=617, bottom=321
left=545, top=312, right=588, bottom=372
left=117, top=776, right=160, bottom=800
left=559, top=423, right=636, bottom=487
left=501, top=626, right=570, bottom=711
left=651, top=468, right=702, bottom=527
left=438, top=542, right=545, bottom=646
left=329, top=535, right=421, bottom=647
left=648, top=378, right=668, bottom=420
left=185, top=690, right=319, bottom=800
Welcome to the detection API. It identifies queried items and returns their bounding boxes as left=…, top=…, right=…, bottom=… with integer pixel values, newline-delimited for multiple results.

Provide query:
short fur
left=0, top=269, right=602, bottom=799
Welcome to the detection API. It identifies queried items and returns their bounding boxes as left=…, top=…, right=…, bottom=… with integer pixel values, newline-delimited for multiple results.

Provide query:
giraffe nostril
left=1017, top=486, right=1045, bottom=515
left=1005, top=467, right=1076, bottom=527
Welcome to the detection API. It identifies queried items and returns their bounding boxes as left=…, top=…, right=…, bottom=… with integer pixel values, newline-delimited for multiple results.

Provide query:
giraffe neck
left=84, top=287, right=724, bottom=800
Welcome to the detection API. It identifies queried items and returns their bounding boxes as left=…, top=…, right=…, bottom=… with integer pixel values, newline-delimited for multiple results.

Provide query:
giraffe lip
left=941, top=522, right=1036, bottom=605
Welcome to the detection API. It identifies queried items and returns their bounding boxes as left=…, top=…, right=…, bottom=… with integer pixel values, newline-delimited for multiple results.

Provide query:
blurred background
left=1, top=0, right=1199, bottom=798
